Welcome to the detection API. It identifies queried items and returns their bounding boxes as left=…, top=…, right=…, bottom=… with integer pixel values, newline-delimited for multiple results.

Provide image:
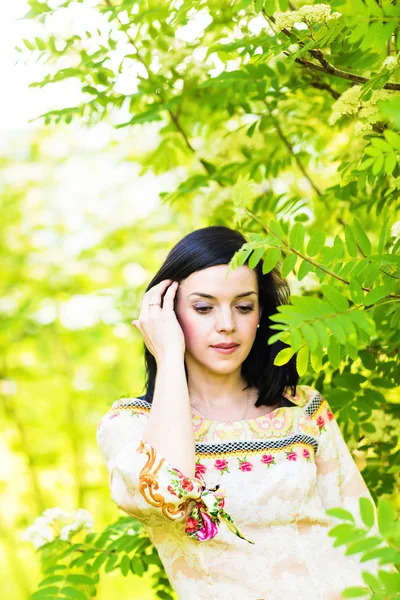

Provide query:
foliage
left=23, top=513, right=175, bottom=600
left=9, top=0, right=400, bottom=598
left=326, top=497, right=400, bottom=598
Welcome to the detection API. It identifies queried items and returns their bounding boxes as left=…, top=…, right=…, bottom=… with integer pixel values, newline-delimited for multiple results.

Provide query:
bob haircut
left=138, top=225, right=299, bottom=410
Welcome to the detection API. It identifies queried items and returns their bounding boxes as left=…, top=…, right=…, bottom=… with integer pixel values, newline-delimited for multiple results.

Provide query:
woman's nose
left=216, top=311, right=235, bottom=331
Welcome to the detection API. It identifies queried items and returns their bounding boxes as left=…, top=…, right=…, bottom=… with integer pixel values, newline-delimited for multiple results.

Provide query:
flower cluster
left=22, top=507, right=94, bottom=549
left=274, top=4, right=342, bottom=33
left=329, top=85, right=395, bottom=131
left=391, top=221, right=400, bottom=242
left=383, top=55, right=399, bottom=73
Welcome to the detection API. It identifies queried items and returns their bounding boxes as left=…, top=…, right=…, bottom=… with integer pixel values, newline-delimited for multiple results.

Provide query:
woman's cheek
left=177, top=312, right=199, bottom=348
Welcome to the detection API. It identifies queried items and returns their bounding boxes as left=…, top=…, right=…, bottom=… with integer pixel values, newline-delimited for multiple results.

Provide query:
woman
left=96, top=225, right=384, bottom=599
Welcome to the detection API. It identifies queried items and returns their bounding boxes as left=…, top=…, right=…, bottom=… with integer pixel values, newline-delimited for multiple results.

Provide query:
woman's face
left=175, top=264, right=262, bottom=374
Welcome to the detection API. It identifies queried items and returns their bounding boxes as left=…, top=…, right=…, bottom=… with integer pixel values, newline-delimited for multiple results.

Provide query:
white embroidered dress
left=96, top=384, right=388, bottom=599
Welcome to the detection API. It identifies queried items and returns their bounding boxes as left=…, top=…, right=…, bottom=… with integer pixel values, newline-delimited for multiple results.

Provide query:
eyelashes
left=193, top=307, right=255, bottom=315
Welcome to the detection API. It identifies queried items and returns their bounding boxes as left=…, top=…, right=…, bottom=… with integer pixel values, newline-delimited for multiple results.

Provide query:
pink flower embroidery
left=173, top=468, right=185, bottom=479
left=167, top=485, right=177, bottom=496
left=302, top=448, right=310, bottom=459
left=239, top=461, right=253, bottom=472
left=287, top=452, right=297, bottom=461
left=192, top=510, right=218, bottom=541
left=327, top=410, right=334, bottom=421
left=316, top=415, right=325, bottom=429
left=108, top=413, right=119, bottom=420
left=195, top=463, right=207, bottom=479
left=261, top=454, right=274, bottom=464
left=185, top=516, right=199, bottom=533
left=182, top=478, right=194, bottom=492
left=215, top=459, right=227, bottom=470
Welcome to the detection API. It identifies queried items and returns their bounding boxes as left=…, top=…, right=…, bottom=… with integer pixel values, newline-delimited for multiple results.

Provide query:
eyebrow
left=188, top=291, right=258, bottom=299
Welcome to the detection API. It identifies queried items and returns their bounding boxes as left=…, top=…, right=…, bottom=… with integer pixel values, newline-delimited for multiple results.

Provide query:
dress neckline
left=191, top=404, right=292, bottom=425
left=190, top=386, right=300, bottom=424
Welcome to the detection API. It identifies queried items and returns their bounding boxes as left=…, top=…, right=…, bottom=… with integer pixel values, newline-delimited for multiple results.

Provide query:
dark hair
left=138, top=225, right=298, bottom=410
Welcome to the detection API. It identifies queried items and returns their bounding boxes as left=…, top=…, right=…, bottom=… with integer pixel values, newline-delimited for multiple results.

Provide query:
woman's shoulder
left=282, top=384, right=324, bottom=410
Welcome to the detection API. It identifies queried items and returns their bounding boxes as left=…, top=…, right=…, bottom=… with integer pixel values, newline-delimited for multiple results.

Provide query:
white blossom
left=329, top=85, right=395, bottom=127
left=274, top=4, right=341, bottom=33
left=22, top=507, right=94, bottom=549
left=391, top=221, right=400, bottom=241
left=383, top=55, right=398, bottom=72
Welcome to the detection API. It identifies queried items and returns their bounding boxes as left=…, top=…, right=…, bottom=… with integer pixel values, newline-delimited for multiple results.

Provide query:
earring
left=257, top=323, right=260, bottom=328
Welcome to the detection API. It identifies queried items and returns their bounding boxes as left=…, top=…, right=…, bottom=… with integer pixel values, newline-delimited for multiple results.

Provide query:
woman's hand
left=132, top=279, right=185, bottom=364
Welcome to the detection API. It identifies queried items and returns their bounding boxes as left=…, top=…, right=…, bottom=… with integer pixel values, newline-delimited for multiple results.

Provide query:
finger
left=144, top=279, right=173, bottom=298
left=143, top=280, right=173, bottom=312
left=163, top=281, right=178, bottom=310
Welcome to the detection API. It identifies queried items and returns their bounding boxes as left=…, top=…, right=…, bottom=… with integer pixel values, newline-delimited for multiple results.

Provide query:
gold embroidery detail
left=137, top=440, right=200, bottom=521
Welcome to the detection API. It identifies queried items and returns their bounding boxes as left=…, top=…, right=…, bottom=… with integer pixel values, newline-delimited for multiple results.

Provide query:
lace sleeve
left=96, top=399, right=254, bottom=544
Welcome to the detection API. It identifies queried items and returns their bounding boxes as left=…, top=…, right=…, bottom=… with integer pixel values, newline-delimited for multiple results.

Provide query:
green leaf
left=296, top=345, right=309, bottom=376
left=264, top=0, right=276, bottom=12
left=289, top=328, right=303, bottom=351
left=31, top=588, right=60, bottom=599
left=297, top=258, right=313, bottom=280
left=310, top=349, right=323, bottom=373
left=281, top=253, right=297, bottom=277
left=23, top=38, right=35, bottom=50
left=269, top=219, right=284, bottom=238
left=119, top=554, right=131, bottom=576
left=357, top=157, right=375, bottom=171
left=321, top=285, right=349, bottom=312
left=289, top=222, right=305, bottom=252
left=327, top=336, right=341, bottom=369
left=377, top=499, right=395, bottom=536
left=300, top=323, right=318, bottom=352
left=370, top=137, right=391, bottom=151
left=262, top=248, right=281, bottom=274
left=131, top=556, right=145, bottom=576
left=346, top=535, right=383, bottom=556
left=384, top=152, right=397, bottom=175
left=352, top=219, right=371, bottom=256
left=384, top=129, right=400, bottom=150
left=359, top=497, right=376, bottom=528
left=255, top=0, right=264, bottom=13
left=273, top=347, right=296, bottom=366
left=307, top=231, right=326, bottom=256
left=312, top=320, right=330, bottom=348
left=363, top=284, right=395, bottom=307
left=349, top=280, right=364, bottom=305
left=377, top=216, right=390, bottom=254
left=344, top=225, right=358, bottom=258
left=361, top=422, right=376, bottom=433
left=248, top=246, right=265, bottom=269
left=60, top=587, right=88, bottom=600
left=341, top=587, right=371, bottom=598
left=325, top=508, right=355, bottom=522
left=65, top=575, right=95, bottom=585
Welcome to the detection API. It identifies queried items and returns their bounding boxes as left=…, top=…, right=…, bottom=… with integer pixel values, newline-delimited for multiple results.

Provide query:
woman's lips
left=211, top=345, right=239, bottom=354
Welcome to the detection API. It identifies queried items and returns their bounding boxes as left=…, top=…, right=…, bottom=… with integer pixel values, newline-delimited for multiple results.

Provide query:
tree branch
left=105, top=0, right=196, bottom=154
left=244, top=206, right=400, bottom=301
left=263, top=100, right=323, bottom=197
left=261, top=8, right=400, bottom=91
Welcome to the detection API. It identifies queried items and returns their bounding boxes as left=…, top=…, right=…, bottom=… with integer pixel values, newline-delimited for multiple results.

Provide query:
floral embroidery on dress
left=214, top=459, right=229, bottom=474
left=238, top=458, right=253, bottom=471
left=184, top=482, right=255, bottom=545
left=137, top=440, right=255, bottom=545
left=261, top=454, right=275, bottom=467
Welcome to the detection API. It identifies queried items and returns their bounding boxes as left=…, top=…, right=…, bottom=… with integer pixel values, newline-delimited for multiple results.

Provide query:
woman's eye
left=193, top=306, right=254, bottom=314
